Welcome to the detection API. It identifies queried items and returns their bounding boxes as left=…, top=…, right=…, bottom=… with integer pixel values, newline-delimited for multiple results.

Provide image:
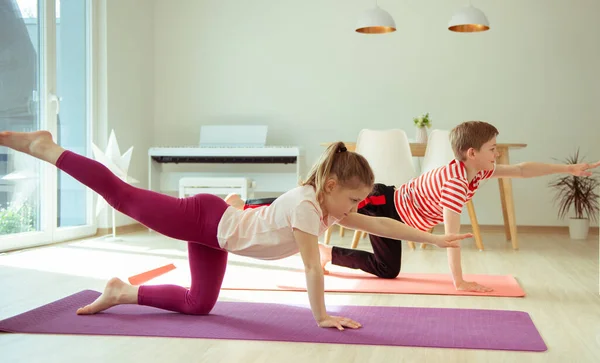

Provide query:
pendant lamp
left=355, top=2, right=396, bottom=34
left=448, top=4, right=490, bottom=33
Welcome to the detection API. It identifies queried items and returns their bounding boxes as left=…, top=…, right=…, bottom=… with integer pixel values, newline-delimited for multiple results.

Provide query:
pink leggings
left=56, top=150, right=229, bottom=314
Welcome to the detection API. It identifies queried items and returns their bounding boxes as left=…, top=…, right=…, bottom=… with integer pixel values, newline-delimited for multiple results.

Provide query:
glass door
left=0, top=0, right=48, bottom=250
left=53, top=0, right=95, bottom=241
left=0, top=0, right=95, bottom=252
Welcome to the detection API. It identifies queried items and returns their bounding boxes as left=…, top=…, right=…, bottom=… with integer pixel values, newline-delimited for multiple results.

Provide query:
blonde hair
left=301, top=142, right=374, bottom=201
left=449, top=121, right=499, bottom=161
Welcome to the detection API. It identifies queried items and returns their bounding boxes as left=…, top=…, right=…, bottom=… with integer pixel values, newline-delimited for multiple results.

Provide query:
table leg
left=497, top=150, right=519, bottom=250
left=498, top=179, right=511, bottom=240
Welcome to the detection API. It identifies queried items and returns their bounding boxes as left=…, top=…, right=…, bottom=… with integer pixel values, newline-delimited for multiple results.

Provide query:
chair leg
left=351, top=230, right=361, bottom=249
left=407, top=241, right=416, bottom=249
left=466, top=200, right=485, bottom=251
left=324, top=226, right=332, bottom=245
left=362, top=231, right=367, bottom=239
left=339, top=226, right=345, bottom=237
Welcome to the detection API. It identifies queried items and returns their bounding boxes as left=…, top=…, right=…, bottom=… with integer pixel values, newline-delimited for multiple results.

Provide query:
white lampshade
left=355, top=6, right=396, bottom=34
left=448, top=5, right=490, bottom=32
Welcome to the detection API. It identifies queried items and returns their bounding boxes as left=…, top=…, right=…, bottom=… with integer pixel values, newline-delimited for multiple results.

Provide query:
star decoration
left=92, top=129, right=139, bottom=217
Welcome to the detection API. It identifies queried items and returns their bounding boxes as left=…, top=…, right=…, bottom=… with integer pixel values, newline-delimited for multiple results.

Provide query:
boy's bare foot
left=318, top=243, right=332, bottom=274
left=0, top=130, right=64, bottom=165
left=76, top=277, right=139, bottom=315
left=225, top=193, right=245, bottom=210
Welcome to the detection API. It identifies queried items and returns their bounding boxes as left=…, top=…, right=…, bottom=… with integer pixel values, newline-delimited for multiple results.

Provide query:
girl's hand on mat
left=432, top=233, right=473, bottom=248
left=455, top=280, right=493, bottom=293
left=318, top=315, right=362, bottom=331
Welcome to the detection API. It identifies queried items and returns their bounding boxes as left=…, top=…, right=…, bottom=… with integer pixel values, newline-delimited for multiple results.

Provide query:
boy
left=318, top=121, right=600, bottom=292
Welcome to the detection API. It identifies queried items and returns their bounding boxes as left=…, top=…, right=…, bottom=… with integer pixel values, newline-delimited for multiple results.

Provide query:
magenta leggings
left=56, top=150, right=229, bottom=315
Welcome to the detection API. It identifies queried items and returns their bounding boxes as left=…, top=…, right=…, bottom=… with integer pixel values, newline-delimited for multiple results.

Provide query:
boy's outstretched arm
left=443, top=207, right=493, bottom=293
left=493, top=161, right=600, bottom=178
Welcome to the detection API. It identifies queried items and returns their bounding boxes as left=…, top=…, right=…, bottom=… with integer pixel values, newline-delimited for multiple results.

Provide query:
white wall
left=95, top=0, right=154, bottom=228
left=148, top=0, right=600, bottom=227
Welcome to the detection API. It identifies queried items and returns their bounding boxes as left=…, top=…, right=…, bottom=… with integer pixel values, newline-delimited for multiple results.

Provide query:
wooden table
left=321, top=142, right=527, bottom=250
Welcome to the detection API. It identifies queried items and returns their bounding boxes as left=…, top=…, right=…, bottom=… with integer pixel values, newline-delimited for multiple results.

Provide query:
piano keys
left=147, top=146, right=304, bottom=196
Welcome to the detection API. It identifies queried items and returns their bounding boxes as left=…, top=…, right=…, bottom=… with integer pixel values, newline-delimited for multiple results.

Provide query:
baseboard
left=95, top=223, right=147, bottom=237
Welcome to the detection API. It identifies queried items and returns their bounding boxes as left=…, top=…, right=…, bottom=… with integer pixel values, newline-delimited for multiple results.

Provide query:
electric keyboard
left=148, top=146, right=301, bottom=164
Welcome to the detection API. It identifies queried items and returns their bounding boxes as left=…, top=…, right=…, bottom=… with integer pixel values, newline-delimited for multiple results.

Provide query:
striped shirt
left=394, top=159, right=495, bottom=231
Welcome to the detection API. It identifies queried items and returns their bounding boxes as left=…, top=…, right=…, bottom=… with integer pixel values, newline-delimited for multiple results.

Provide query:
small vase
left=416, top=127, right=428, bottom=143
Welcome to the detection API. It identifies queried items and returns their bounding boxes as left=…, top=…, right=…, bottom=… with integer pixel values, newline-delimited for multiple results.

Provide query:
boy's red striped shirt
left=394, top=159, right=495, bottom=231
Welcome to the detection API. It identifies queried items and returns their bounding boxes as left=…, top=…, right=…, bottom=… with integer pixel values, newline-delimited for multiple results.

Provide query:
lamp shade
left=355, top=6, right=396, bottom=34
left=448, top=5, right=490, bottom=32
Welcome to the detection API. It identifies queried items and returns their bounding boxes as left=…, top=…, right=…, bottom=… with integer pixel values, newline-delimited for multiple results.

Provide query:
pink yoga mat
left=133, top=264, right=525, bottom=297
left=0, top=290, right=547, bottom=352
left=224, top=270, right=525, bottom=297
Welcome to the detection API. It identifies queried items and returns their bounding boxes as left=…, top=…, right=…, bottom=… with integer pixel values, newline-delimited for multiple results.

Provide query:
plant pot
left=568, top=218, right=589, bottom=239
left=416, top=127, right=428, bottom=143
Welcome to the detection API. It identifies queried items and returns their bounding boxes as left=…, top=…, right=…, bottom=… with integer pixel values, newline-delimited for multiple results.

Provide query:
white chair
left=421, top=129, right=455, bottom=174
left=355, top=129, right=417, bottom=187
left=420, top=129, right=485, bottom=251
left=323, top=129, right=418, bottom=247
left=355, top=129, right=418, bottom=248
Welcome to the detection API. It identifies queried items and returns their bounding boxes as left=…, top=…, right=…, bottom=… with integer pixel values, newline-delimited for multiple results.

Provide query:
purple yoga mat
left=0, top=290, right=547, bottom=352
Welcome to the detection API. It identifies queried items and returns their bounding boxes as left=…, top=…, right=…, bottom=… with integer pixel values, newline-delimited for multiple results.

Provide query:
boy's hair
left=301, top=142, right=374, bottom=201
left=449, top=121, right=499, bottom=160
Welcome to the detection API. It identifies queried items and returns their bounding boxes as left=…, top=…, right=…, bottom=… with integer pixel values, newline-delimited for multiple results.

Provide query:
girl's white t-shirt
left=216, top=185, right=338, bottom=260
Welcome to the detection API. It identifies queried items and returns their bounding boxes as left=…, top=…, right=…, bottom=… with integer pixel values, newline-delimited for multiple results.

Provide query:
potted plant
left=548, top=148, right=599, bottom=239
left=413, top=113, right=431, bottom=143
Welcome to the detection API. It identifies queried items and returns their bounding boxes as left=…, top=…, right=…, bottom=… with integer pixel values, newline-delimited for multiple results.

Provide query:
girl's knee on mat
left=181, top=295, right=219, bottom=315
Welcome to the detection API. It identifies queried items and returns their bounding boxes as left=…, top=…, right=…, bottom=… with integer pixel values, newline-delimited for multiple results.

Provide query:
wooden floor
left=1, top=227, right=599, bottom=362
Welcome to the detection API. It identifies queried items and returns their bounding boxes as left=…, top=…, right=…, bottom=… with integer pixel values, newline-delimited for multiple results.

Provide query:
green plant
left=413, top=113, right=432, bottom=128
left=0, top=201, right=36, bottom=235
left=548, top=148, right=599, bottom=222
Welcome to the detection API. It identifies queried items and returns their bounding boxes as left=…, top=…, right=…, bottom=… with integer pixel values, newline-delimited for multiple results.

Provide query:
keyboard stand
left=147, top=146, right=303, bottom=197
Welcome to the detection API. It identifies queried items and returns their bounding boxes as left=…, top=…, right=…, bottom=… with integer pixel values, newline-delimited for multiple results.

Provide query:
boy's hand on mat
left=455, top=280, right=494, bottom=293
left=432, top=233, right=473, bottom=248
left=317, top=315, right=362, bottom=331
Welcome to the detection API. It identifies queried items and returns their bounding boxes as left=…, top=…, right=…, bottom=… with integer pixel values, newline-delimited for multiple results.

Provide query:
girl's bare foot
left=0, top=130, right=64, bottom=165
left=318, top=243, right=332, bottom=274
left=225, top=193, right=245, bottom=210
left=76, top=277, right=139, bottom=315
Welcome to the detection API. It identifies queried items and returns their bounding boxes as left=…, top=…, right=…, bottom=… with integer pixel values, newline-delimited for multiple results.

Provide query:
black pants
left=331, top=183, right=402, bottom=279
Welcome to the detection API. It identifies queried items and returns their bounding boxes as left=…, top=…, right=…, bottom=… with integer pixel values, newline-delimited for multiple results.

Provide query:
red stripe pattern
left=394, top=160, right=495, bottom=231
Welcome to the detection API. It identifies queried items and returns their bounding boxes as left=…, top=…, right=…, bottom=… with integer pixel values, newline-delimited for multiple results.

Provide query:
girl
left=0, top=130, right=470, bottom=331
